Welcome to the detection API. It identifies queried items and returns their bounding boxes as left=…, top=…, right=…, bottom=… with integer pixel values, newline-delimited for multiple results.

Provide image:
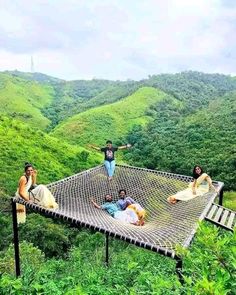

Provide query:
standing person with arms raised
left=89, top=140, right=131, bottom=180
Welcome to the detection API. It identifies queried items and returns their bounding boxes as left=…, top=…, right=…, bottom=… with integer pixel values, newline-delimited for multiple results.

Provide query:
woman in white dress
left=167, top=165, right=216, bottom=204
left=16, top=163, right=58, bottom=223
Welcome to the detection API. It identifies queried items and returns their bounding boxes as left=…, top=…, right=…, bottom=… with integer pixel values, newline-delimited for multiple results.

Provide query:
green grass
left=0, top=116, right=101, bottom=195
left=0, top=70, right=235, bottom=294
left=0, top=73, right=54, bottom=129
left=52, top=87, right=179, bottom=145
left=223, top=191, right=236, bottom=211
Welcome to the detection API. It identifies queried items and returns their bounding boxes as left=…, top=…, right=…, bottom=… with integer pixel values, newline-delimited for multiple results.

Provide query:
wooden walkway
left=205, top=203, right=235, bottom=232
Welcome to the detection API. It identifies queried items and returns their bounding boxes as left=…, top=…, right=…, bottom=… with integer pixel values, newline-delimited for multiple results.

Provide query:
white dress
left=172, top=173, right=211, bottom=201
left=114, top=208, right=139, bottom=224
left=16, top=175, right=58, bottom=223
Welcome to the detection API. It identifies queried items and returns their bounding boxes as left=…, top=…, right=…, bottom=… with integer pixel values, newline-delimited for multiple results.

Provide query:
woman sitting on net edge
left=15, top=162, right=58, bottom=223
left=167, top=165, right=216, bottom=204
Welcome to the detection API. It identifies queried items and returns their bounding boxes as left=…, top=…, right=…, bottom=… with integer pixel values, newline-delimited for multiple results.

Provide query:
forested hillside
left=143, top=71, right=236, bottom=106
left=124, top=92, right=236, bottom=190
left=1, top=70, right=236, bottom=190
left=0, top=73, right=54, bottom=129
left=122, top=71, right=236, bottom=190
left=0, top=70, right=235, bottom=294
left=51, top=87, right=177, bottom=145
left=42, top=79, right=140, bottom=128
left=0, top=116, right=101, bottom=195
left=4, top=71, right=140, bottom=129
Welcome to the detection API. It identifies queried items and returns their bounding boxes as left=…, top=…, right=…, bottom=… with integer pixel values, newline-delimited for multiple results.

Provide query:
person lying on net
left=167, top=165, right=216, bottom=204
left=91, top=194, right=144, bottom=226
left=88, top=140, right=131, bottom=181
left=15, top=162, right=58, bottom=223
left=116, top=189, right=146, bottom=225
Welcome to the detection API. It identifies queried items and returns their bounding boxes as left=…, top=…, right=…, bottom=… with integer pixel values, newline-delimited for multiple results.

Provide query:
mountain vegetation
left=142, top=71, right=236, bottom=105
left=5, top=71, right=140, bottom=129
left=0, top=73, right=54, bottom=129
left=0, top=70, right=235, bottom=294
left=0, top=116, right=101, bottom=195
left=51, top=87, right=178, bottom=145
left=124, top=91, right=236, bottom=190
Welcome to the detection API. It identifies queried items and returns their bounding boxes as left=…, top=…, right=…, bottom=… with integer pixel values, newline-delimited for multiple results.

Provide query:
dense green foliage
left=0, top=223, right=235, bottom=294
left=41, top=79, right=115, bottom=128
left=0, top=116, right=101, bottom=195
left=4, top=71, right=140, bottom=129
left=52, top=87, right=176, bottom=145
left=143, top=71, right=236, bottom=107
left=0, top=70, right=235, bottom=294
left=0, top=73, right=54, bottom=129
left=0, top=71, right=140, bottom=130
left=42, top=80, right=140, bottom=129
left=124, top=91, right=236, bottom=190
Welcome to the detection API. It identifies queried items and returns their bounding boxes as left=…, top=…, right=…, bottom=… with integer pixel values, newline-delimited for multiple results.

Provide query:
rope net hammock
left=14, top=164, right=223, bottom=259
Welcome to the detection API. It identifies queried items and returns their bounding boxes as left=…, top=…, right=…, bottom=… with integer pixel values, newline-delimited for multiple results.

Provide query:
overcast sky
left=0, top=0, right=235, bottom=80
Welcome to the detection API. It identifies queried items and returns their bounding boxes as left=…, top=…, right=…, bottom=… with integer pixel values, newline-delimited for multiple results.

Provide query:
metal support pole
left=11, top=199, right=21, bottom=277
left=105, top=233, right=109, bottom=265
left=176, top=258, right=184, bottom=284
left=218, top=188, right=224, bottom=206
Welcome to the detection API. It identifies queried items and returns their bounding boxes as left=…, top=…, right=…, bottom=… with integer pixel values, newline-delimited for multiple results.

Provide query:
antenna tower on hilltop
left=31, top=56, right=34, bottom=73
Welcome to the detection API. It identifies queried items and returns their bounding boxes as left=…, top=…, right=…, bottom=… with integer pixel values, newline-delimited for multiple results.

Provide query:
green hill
left=42, top=80, right=139, bottom=128
left=0, top=73, right=54, bottom=129
left=124, top=91, right=236, bottom=190
left=3, top=72, right=140, bottom=129
left=6, top=70, right=235, bottom=132
left=143, top=71, right=236, bottom=103
left=1, top=70, right=236, bottom=191
left=0, top=116, right=101, bottom=194
left=4, top=70, right=63, bottom=84
left=51, top=87, right=179, bottom=145
left=0, top=70, right=235, bottom=295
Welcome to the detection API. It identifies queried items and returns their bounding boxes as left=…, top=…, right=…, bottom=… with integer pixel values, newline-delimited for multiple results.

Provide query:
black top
left=101, top=147, right=118, bottom=161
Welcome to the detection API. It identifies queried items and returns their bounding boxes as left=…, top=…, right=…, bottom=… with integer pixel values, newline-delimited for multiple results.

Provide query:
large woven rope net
left=14, top=165, right=222, bottom=258
left=31, top=164, right=220, bottom=258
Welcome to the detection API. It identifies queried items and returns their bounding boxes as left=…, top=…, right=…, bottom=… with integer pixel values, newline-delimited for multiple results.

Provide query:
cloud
left=0, top=1, right=98, bottom=53
left=0, top=0, right=235, bottom=80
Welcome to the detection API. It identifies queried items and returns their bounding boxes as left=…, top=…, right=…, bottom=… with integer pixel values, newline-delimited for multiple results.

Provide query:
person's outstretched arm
left=206, top=175, right=216, bottom=191
left=87, top=144, right=101, bottom=151
left=118, top=143, right=132, bottom=150
left=91, top=199, right=101, bottom=209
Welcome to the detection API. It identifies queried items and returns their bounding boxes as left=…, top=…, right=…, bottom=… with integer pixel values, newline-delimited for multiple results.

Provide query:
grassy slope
left=0, top=73, right=54, bottom=129
left=58, top=82, right=140, bottom=116
left=4, top=70, right=63, bottom=83
left=174, top=91, right=236, bottom=189
left=0, top=72, right=235, bottom=294
left=223, top=191, right=236, bottom=211
left=52, top=87, right=179, bottom=145
left=69, top=81, right=140, bottom=114
left=0, top=116, right=101, bottom=195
